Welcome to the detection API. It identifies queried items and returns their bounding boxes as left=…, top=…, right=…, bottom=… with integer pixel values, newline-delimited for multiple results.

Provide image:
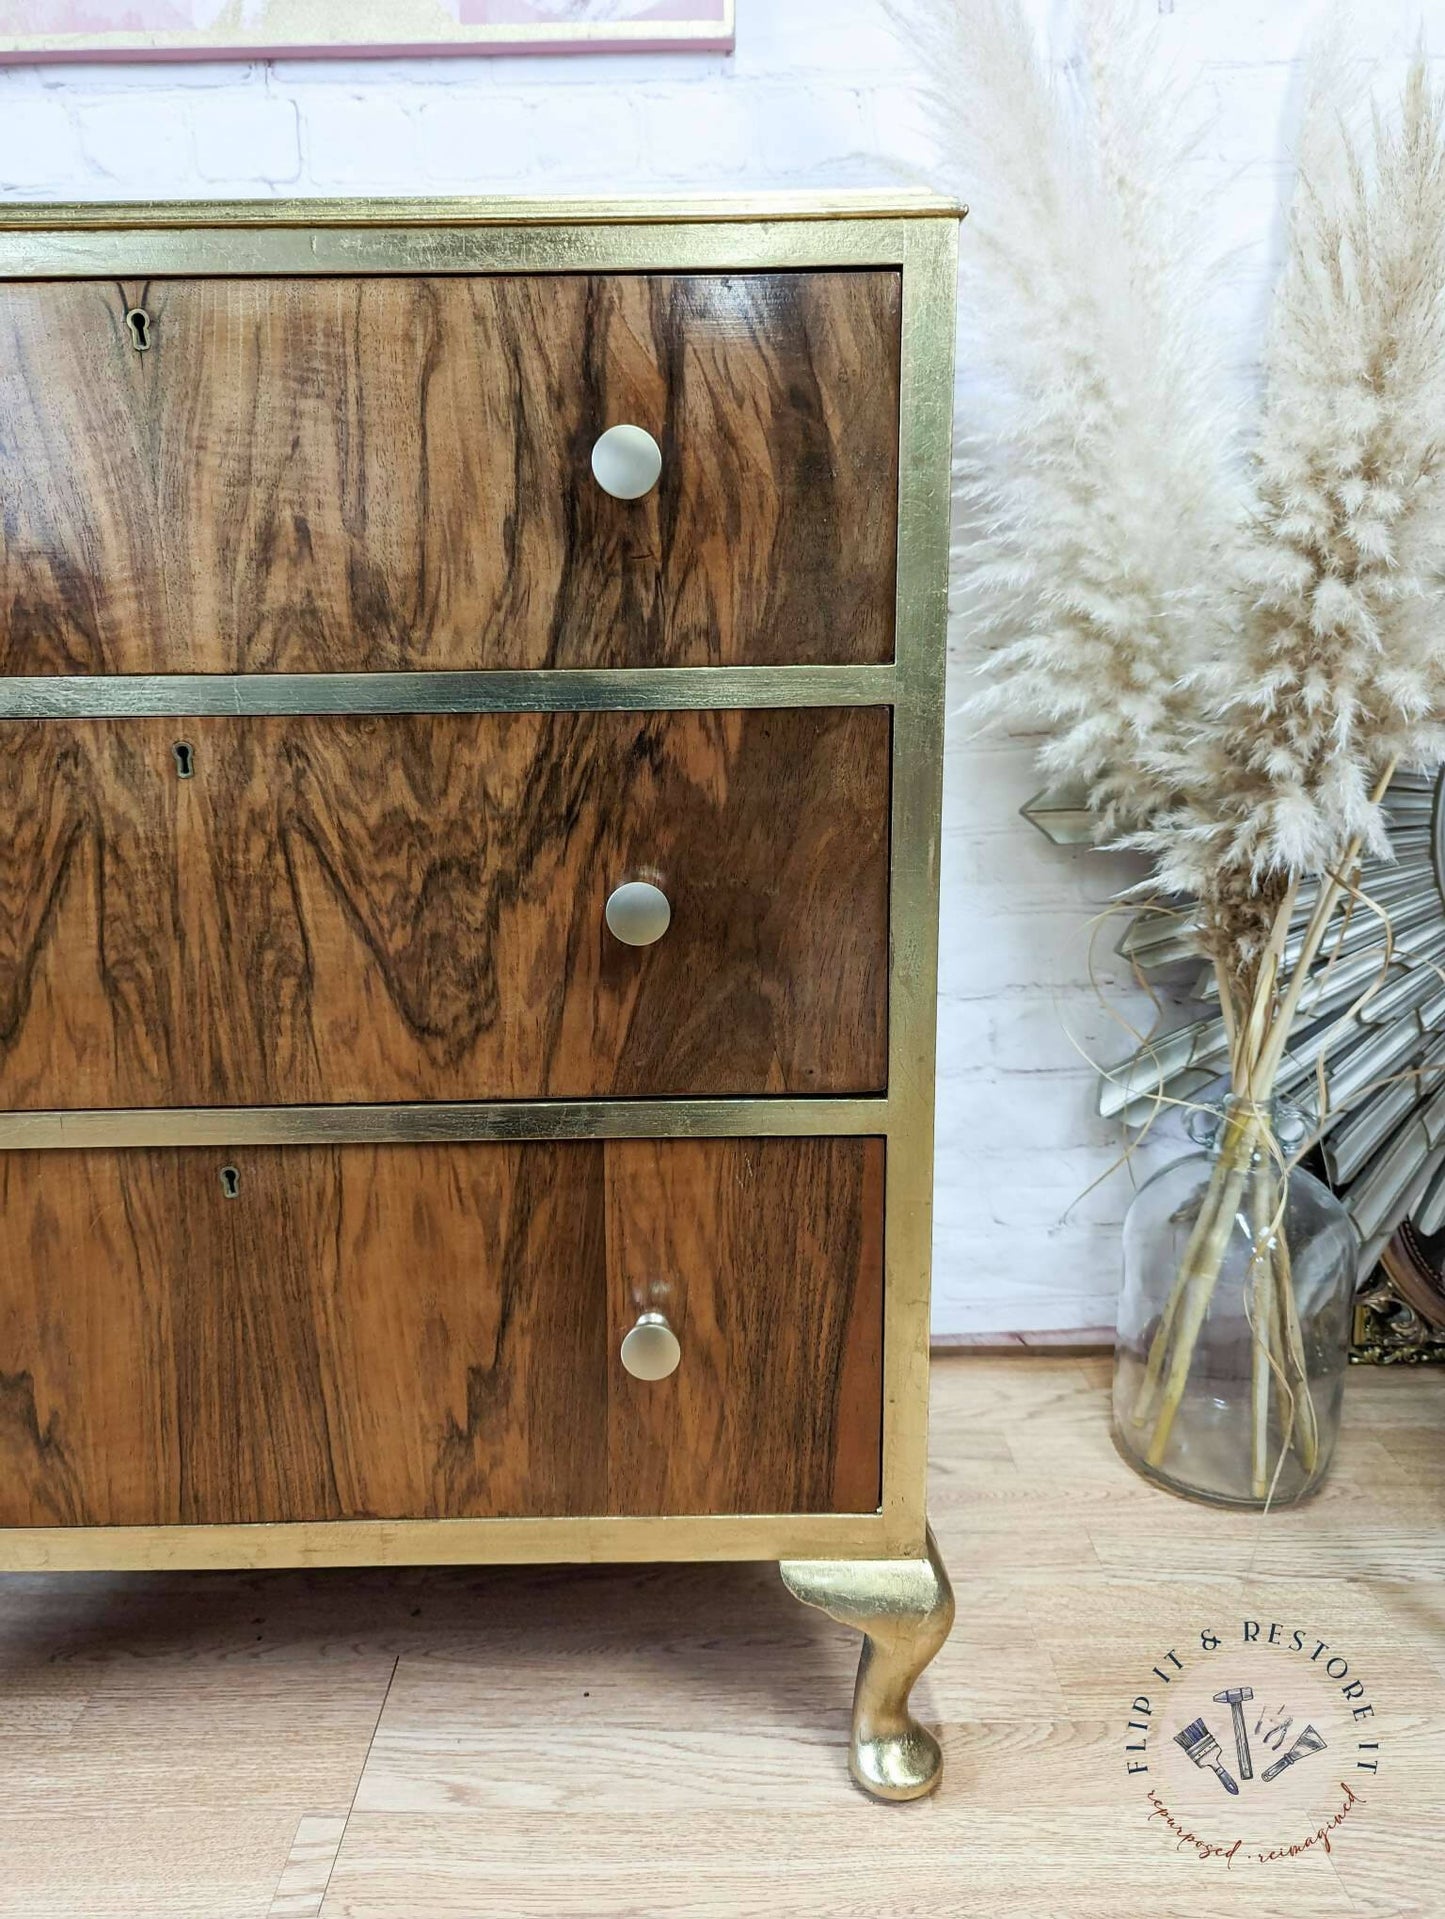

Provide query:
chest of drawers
left=0, top=192, right=959, bottom=1802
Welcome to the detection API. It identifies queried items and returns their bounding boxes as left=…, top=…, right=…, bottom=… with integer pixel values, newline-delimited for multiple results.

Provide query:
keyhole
left=220, top=1165, right=240, bottom=1199
left=125, top=307, right=151, bottom=352
left=173, top=741, right=194, bottom=779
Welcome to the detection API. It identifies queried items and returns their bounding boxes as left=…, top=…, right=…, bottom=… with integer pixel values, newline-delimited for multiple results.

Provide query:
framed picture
left=0, top=0, right=734, bottom=63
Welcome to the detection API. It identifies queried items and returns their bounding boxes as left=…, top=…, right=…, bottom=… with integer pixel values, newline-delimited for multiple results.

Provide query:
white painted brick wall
left=1, top=0, right=1439, bottom=1336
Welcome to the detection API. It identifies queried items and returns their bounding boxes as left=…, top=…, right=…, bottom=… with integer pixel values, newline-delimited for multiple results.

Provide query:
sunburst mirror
left=1025, top=771, right=1445, bottom=1363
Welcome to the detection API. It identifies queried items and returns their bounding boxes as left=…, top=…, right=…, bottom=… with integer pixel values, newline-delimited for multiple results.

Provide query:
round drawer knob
left=605, top=879, right=671, bottom=947
left=620, top=1311, right=682, bottom=1382
left=591, top=423, right=663, bottom=500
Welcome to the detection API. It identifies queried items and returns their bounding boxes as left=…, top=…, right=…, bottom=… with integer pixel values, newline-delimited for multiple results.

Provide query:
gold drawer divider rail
left=0, top=664, right=895, bottom=720
left=0, top=206, right=950, bottom=281
left=0, top=1099, right=890, bottom=1153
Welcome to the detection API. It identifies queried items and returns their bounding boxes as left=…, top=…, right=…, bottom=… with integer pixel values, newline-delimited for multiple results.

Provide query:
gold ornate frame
left=1354, top=1245, right=1445, bottom=1363
left=0, top=191, right=962, bottom=1573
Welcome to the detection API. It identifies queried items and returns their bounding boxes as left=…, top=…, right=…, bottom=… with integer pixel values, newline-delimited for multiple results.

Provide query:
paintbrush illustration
left=1261, top=1725, right=1326, bottom=1782
left=1174, top=1717, right=1240, bottom=1795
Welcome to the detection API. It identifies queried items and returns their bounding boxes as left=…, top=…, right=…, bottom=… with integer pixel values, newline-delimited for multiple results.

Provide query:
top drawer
left=0, top=271, right=901, bottom=676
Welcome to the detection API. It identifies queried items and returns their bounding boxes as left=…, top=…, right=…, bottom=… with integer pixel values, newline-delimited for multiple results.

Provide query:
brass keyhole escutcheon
left=172, top=741, right=195, bottom=779
left=124, top=306, right=151, bottom=352
left=219, top=1165, right=240, bottom=1199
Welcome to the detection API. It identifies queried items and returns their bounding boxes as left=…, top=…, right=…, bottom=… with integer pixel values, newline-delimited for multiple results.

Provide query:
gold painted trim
left=0, top=189, right=962, bottom=232
left=0, top=220, right=917, bottom=280
left=0, top=1100, right=890, bottom=1152
left=0, top=1511, right=894, bottom=1574
left=0, top=218, right=924, bottom=280
left=781, top=1524, right=954, bottom=1800
left=878, top=218, right=959, bottom=1548
left=0, top=665, right=896, bottom=721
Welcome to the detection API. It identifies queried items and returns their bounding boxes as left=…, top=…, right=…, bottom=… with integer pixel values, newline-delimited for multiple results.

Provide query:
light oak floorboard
left=268, top=1815, right=350, bottom=1919
left=0, top=1354, right=1438, bottom=1918
left=0, top=1812, right=305, bottom=1919
left=319, top=1810, right=1358, bottom=1919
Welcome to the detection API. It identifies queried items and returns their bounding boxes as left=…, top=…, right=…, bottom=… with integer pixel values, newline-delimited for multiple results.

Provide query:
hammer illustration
left=1213, top=1686, right=1254, bottom=1781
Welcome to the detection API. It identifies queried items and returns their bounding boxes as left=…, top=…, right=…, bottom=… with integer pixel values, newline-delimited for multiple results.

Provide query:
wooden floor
left=0, top=1354, right=1441, bottom=1918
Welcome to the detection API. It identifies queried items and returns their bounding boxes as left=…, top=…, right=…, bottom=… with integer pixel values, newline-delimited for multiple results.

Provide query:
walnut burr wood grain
left=0, top=708, right=889, bottom=1108
left=606, top=1138, right=885, bottom=1516
left=0, top=273, right=901, bottom=674
left=0, top=1140, right=884, bottom=1528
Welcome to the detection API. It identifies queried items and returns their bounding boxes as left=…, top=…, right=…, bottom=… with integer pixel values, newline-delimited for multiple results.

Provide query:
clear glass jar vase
left=1112, top=1097, right=1358, bottom=1507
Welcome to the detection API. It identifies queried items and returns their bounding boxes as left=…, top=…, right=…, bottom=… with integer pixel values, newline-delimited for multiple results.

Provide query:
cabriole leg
left=780, top=1525, right=955, bottom=1802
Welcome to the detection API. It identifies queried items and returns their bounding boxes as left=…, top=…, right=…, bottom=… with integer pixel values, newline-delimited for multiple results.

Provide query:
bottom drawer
left=0, top=1137, right=883, bottom=1527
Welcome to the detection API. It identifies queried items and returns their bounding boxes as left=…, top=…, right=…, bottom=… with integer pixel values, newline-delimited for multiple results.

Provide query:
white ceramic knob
left=591, top=424, right=662, bottom=500
left=620, top=1312, right=682, bottom=1382
left=605, top=879, right=671, bottom=948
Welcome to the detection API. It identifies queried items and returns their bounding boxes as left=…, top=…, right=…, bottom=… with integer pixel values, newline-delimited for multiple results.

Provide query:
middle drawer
left=0, top=705, right=890, bottom=1108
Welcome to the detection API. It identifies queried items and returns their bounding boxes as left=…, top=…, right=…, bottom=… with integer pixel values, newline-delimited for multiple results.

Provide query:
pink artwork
left=0, top=0, right=734, bottom=61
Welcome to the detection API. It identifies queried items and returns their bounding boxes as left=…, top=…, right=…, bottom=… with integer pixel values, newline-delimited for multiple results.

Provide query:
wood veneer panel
left=0, top=707, right=889, bottom=1108
left=0, top=1138, right=881, bottom=1528
left=605, top=1137, right=885, bottom=1515
left=0, top=1143, right=610, bottom=1527
left=0, top=272, right=901, bottom=674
